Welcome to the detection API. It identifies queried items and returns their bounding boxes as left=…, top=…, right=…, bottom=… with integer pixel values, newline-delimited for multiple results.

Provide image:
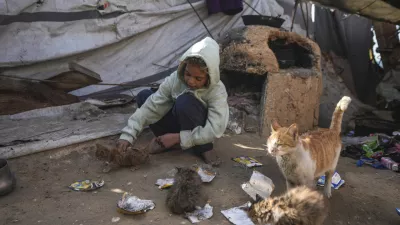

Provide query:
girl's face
left=184, top=63, right=208, bottom=90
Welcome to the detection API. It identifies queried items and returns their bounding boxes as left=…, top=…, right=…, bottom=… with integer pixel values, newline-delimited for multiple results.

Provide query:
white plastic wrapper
left=155, top=178, right=175, bottom=189
left=232, top=156, right=263, bottom=168
left=242, top=170, right=275, bottom=201
left=117, top=192, right=155, bottom=214
left=221, top=202, right=254, bottom=225
left=185, top=203, right=213, bottom=223
left=317, top=171, right=345, bottom=190
left=193, top=165, right=217, bottom=183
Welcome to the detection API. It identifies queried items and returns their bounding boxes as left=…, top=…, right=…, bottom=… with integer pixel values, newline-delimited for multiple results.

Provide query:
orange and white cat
left=266, top=96, right=351, bottom=198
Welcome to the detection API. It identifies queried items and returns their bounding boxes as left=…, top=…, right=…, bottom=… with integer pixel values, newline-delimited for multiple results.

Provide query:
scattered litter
left=342, top=136, right=376, bottom=148
left=192, top=165, right=217, bottom=183
left=361, top=135, right=384, bottom=158
left=155, top=178, right=175, bottom=189
left=394, top=131, right=400, bottom=136
left=388, top=143, right=400, bottom=154
left=346, top=130, right=355, bottom=137
left=356, top=156, right=385, bottom=169
left=117, top=192, right=155, bottom=214
left=396, top=208, right=400, bottom=216
left=185, top=203, right=213, bottom=223
left=381, top=157, right=399, bottom=172
left=232, top=156, right=262, bottom=168
left=317, top=172, right=345, bottom=189
left=342, top=133, right=400, bottom=173
left=341, top=145, right=364, bottom=160
left=69, top=180, right=104, bottom=191
left=241, top=170, right=274, bottom=200
left=221, top=202, right=254, bottom=225
left=111, top=217, right=120, bottom=223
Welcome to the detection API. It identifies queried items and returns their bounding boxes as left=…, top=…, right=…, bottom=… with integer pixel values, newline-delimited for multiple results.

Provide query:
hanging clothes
left=206, top=0, right=243, bottom=16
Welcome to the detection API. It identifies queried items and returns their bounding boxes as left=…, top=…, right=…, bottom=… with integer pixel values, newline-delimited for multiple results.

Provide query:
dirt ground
left=1, top=133, right=399, bottom=225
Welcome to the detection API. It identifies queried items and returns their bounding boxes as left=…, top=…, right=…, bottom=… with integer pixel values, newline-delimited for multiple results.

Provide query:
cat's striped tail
left=330, top=96, right=352, bottom=134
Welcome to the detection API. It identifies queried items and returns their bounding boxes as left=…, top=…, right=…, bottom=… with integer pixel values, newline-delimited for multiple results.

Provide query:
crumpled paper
left=221, top=202, right=254, bottom=225
left=155, top=178, right=175, bottom=189
left=241, top=170, right=274, bottom=200
left=117, top=192, right=155, bottom=214
left=193, top=165, right=217, bottom=183
left=185, top=203, right=213, bottom=223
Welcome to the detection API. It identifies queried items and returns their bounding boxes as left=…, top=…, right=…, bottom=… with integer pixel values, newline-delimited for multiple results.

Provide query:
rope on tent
left=243, top=1, right=263, bottom=16
left=357, top=0, right=378, bottom=13
left=290, top=0, right=300, bottom=32
left=305, top=1, right=310, bottom=36
left=299, top=1, right=309, bottom=38
left=0, top=74, right=158, bottom=88
left=186, top=0, right=214, bottom=39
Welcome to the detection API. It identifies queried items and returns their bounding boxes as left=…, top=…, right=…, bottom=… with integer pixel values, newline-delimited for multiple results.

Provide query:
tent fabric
left=0, top=0, right=306, bottom=97
left=307, top=0, right=400, bottom=24
left=0, top=102, right=131, bottom=159
left=314, top=6, right=379, bottom=103
left=0, top=0, right=189, bottom=15
left=0, top=1, right=202, bottom=67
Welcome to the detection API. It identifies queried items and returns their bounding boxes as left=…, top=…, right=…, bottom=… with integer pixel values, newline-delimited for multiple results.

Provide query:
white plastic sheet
left=0, top=0, right=305, bottom=96
left=0, top=0, right=188, bottom=15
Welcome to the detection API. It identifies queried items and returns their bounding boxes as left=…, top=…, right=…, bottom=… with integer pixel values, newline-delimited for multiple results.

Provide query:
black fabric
left=206, top=0, right=243, bottom=16
left=137, top=89, right=213, bottom=154
left=314, top=6, right=379, bottom=103
left=78, top=66, right=177, bottom=101
left=0, top=11, right=124, bottom=25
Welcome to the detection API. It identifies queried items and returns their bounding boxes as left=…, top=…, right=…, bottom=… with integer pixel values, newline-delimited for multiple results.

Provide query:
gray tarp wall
left=314, top=6, right=380, bottom=104
left=0, top=0, right=306, bottom=97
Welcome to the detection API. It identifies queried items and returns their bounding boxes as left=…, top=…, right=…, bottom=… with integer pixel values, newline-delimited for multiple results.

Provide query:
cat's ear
left=271, top=119, right=281, bottom=132
left=250, top=194, right=264, bottom=204
left=175, top=167, right=182, bottom=172
left=255, top=194, right=264, bottom=203
left=287, top=123, right=298, bottom=140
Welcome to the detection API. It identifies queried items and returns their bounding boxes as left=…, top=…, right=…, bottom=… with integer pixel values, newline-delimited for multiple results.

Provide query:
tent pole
left=291, top=0, right=300, bottom=32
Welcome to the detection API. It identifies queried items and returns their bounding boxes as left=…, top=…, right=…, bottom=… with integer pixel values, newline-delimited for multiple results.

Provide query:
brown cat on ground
left=166, top=167, right=203, bottom=214
left=248, top=186, right=328, bottom=225
left=266, top=96, right=351, bottom=198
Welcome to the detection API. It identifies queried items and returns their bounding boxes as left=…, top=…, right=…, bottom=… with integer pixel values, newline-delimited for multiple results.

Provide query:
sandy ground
left=1, top=133, right=400, bottom=225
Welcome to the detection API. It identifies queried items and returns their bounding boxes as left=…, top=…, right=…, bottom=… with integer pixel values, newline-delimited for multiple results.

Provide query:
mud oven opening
left=221, top=33, right=316, bottom=136
left=222, top=71, right=264, bottom=134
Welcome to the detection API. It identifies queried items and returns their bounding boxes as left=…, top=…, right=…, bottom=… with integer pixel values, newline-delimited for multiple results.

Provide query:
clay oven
left=219, top=26, right=323, bottom=137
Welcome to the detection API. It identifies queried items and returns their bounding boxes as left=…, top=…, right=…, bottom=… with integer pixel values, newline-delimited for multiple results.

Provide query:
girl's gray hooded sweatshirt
left=119, top=37, right=229, bottom=149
